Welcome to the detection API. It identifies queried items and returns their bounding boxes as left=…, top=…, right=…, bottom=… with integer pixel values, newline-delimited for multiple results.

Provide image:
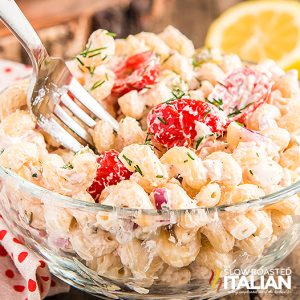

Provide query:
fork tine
left=38, top=115, right=83, bottom=153
left=61, top=93, right=97, bottom=128
left=54, top=104, right=95, bottom=146
left=69, top=78, right=119, bottom=132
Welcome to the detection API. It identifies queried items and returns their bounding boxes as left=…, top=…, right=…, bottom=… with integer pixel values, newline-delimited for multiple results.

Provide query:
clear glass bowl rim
left=1, top=166, right=300, bottom=215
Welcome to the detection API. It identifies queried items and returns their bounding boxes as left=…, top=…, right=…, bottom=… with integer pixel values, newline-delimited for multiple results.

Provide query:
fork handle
left=0, top=0, right=48, bottom=73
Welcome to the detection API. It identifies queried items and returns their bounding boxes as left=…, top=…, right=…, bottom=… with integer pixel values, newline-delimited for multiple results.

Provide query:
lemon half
left=205, top=0, right=300, bottom=71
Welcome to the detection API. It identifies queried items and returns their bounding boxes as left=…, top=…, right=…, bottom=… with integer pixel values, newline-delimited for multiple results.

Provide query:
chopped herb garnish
left=204, top=109, right=211, bottom=119
left=171, top=88, right=185, bottom=99
left=80, top=47, right=107, bottom=58
left=195, top=134, right=214, bottom=150
left=106, top=31, right=116, bottom=37
left=87, top=66, right=95, bottom=75
left=195, top=137, right=204, bottom=150
left=187, top=153, right=195, bottom=160
left=122, top=155, right=132, bottom=166
left=101, top=54, right=108, bottom=61
left=0, top=149, right=4, bottom=155
left=62, top=162, right=74, bottom=169
left=32, top=173, right=38, bottom=178
left=205, top=97, right=223, bottom=111
left=256, top=152, right=260, bottom=157
left=105, top=72, right=109, bottom=81
left=217, top=81, right=227, bottom=88
left=162, top=99, right=176, bottom=105
left=192, top=57, right=203, bottom=68
left=144, top=133, right=161, bottom=151
left=157, top=116, right=167, bottom=125
left=161, top=53, right=173, bottom=64
left=134, top=165, right=143, bottom=176
left=249, top=169, right=254, bottom=175
left=184, top=159, right=188, bottom=163
left=235, top=121, right=245, bottom=127
left=162, top=88, right=185, bottom=105
left=228, top=102, right=253, bottom=118
left=91, top=80, right=105, bottom=91
left=144, top=132, right=153, bottom=145
left=156, top=175, right=164, bottom=178
left=75, top=56, right=84, bottom=66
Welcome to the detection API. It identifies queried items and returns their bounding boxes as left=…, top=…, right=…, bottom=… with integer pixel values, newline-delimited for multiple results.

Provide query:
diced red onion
left=49, top=235, right=71, bottom=251
left=240, top=126, right=269, bottom=144
left=153, top=188, right=169, bottom=210
left=38, top=230, right=47, bottom=238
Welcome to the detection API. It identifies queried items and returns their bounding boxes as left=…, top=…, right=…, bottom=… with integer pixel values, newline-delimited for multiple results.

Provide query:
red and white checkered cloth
left=0, top=59, right=70, bottom=299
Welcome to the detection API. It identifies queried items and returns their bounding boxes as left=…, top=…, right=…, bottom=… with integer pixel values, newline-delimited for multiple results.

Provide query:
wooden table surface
left=45, top=0, right=299, bottom=299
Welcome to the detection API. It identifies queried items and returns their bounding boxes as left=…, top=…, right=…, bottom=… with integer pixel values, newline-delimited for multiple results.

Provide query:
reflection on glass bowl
left=0, top=166, right=299, bottom=299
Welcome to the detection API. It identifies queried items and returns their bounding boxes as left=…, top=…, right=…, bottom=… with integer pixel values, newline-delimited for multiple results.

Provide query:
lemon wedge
left=205, top=0, right=300, bottom=72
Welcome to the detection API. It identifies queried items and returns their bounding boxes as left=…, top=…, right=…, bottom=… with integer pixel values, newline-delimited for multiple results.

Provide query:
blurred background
left=0, top=0, right=238, bottom=63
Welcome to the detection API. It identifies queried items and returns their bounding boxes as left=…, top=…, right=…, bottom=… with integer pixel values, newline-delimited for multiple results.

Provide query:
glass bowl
left=0, top=166, right=299, bottom=299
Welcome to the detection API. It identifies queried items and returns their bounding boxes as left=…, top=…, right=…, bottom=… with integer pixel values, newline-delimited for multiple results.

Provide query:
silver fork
left=0, top=0, right=119, bottom=153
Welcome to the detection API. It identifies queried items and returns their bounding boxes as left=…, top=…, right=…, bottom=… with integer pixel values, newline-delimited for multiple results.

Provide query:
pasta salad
left=0, top=26, right=299, bottom=288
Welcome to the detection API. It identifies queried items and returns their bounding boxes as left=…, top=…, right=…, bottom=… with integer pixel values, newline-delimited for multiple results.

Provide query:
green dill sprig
left=195, top=133, right=214, bottom=150
left=162, top=99, right=176, bottom=105
left=144, top=132, right=153, bottom=145
left=91, top=80, right=105, bottom=91
left=32, top=173, right=38, bottom=178
left=187, top=153, right=195, bottom=160
left=235, top=121, right=245, bottom=127
left=87, top=66, right=95, bottom=75
left=122, top=155, right=132, bottom=166
left=203, top=109, right=211, bottom=119
left=192, top=57, right=204, bottom=68
left=195, top=137, right=204, bottom=150
left=80, top=47, right=107, bottom=58
left=144, top=133, right=161, bottom=152
left=228, top=102, right=253, bottom=118
left=249, top=169, right=254, bottom=175
left=75, top=56, right=84, bottom=66
left=205, top=97, right=223, bottom=111
left=161, top=53, right=173, bottom=64
left=157, top=116, right=167, bottom=125
left=217, top=81, right=227, bottom=88
left=172, top=88, right=185, bottom=99
left=162, top=88, right=185, bottom=105
left=0, top=148, right=4, bottom=155
left=134, top=165, right=143, bottom=176
left=62, top=162, right=74, bottom=169
left=156, top=175, right=164, bottom=178
left=106, top=31, right=116, bottom=38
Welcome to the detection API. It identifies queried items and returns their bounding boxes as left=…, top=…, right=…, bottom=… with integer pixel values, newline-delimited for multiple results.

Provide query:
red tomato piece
left=147, top=98, right=228, bottom=148
left=87, top=149, right=132, bottom=202
left=112, top=51, right=159, bottom=96
left=208, top=66, right=273, bottom=123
